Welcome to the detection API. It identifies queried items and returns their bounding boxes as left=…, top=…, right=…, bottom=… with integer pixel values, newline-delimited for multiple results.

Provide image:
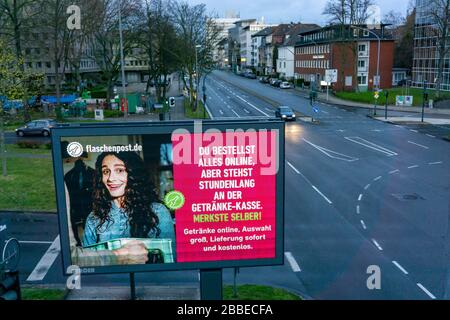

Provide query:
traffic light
left=169, top=97, right=176, bottom=108
left=0, top=271, right=21, bottom=300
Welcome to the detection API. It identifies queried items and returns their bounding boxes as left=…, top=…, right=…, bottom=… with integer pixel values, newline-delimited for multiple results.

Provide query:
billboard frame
left=51, top=119, right=285, bottom=275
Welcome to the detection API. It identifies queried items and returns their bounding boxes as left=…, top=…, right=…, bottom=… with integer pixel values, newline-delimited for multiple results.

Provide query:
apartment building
left=294, top=24, right=394, bottom=91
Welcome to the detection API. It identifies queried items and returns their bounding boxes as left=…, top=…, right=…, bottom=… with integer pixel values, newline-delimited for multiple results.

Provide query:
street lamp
left=118, top=0, right=127, bottom=118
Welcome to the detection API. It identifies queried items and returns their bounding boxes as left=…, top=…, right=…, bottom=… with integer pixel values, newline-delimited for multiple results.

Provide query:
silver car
left=15, top=119, right=57, bottom=137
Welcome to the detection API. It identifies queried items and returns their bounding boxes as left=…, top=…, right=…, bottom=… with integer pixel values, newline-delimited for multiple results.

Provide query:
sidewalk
left=293, top=87, right=450, bottom=116
left=373, top=116, right=450, bottom=125
left=65, top=285, right=200, bottom=300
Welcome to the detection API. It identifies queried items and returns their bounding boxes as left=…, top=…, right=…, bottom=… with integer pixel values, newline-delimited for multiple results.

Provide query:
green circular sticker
left=164, top=191, right=185, bottom=210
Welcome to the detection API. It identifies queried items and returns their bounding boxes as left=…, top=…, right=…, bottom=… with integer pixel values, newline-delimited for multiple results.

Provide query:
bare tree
left=426, top=0, right=450, bottom=97
left=323, top=0, right=375, bottom=91
left=170, top=0, right=221, bottom=110
left=138, top=0, right=179, bottom=103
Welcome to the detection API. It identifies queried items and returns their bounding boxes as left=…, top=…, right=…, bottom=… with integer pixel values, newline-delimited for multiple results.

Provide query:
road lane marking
left=426, top=134, right=435, bottom=138
left=429, top=161, right=442, bottom=165
left=231, top=109, right=240, bottom=118
left=374, top=176, right=382, bottom=181
left=417, top=283, right=436, bottom=299
left=389, top=169, right=400, bottom=174
left=358, top=194, right=363, bottom=201
left=19, top=241, right=54, bottom=245
left=345, top=137, right=398, bottom=156
left=408, top=165, right=419, bottom=169
left=321, top=110, right=329, bottom=114
left=204, top=102, right=214, bottom=120
left=27, top=236, right=60, bottom=282
left=219, top=110, right=224, bottom=115
left=312, top=186, right=333, bottom=204
left=356, top=205, right=360, bottom=214
left=286, top=161, right=300, bottom=174
left=336, top=116, right=343, bottom=119
left=408, top=141, right=429, bottom=149
left=371, top=239, right=383, bottom=251
left=364, top=184, right=371, bottom=190
left=410, top=129, right=418, bottom=133
left=360, top=220, right=367, bottom=230
left=392, top=261, right=408, bottom=275
left=302, top=138, right=359, bottom=162
left=235, top=95, right=271, bottom=117
left=287, top=161, right=333, bottom=204
left=285, top=252, right=301, bottom=272
left=243, top=109, right=250, bottom=114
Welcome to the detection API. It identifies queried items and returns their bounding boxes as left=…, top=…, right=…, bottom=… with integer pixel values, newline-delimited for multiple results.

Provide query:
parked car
left=15, top=119, right=58, bottom=137
left=275, top=106, right=296, bottom=121
left=271, top=79, right=282, bottom=87
left=280, top=82, right=292, bottom=89
left=114, top=80, right=128, bottom=87
left=259, top=76, right=270, bottom=84
left=245, top=72, right=257, bottom=79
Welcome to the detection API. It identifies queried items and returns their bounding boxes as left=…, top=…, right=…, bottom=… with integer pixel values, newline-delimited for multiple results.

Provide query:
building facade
left=412, top=0, right=450, bottom=90
left=294, top=24, right=394, bottom=91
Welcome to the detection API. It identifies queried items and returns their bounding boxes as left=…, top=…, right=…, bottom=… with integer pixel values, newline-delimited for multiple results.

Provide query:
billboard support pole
left=200, top=269, right=222, bottom=300
left=130, top=272, right=136, bottom=300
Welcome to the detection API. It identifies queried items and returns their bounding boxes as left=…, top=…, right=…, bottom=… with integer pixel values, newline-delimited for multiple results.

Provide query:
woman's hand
left=113, top=240, right=149, bottom=264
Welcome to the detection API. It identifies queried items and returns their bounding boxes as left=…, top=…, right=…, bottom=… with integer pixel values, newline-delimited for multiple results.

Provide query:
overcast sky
left=188, top=0, right=412, bottom=25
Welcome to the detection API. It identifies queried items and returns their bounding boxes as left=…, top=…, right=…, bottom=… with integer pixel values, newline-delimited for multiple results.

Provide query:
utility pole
left=422, top=80, right=428, bottom=123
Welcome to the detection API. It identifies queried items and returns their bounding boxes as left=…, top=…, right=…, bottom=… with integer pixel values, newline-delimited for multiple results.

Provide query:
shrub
left=17, top=141, right=41, bottom=149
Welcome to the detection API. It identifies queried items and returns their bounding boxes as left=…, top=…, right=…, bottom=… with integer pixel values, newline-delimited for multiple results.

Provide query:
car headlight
left=282, top=115, right=286, bottom=118
left=292, top=114, right=296, bottom=117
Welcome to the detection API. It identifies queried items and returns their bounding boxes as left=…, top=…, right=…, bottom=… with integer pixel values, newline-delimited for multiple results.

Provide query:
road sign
left=374, top=92, right=379, bottom=100
left=169, top=97, right=176, bottom=108
left=325, top=69, right=338, bottom=84
left=313, top=107, right=319, bottom=113
left=374, top=75, right=380, bottom=86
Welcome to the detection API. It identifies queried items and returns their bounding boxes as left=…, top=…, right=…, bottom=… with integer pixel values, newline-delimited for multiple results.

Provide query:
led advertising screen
left=51, top=120, right=284, bottom=274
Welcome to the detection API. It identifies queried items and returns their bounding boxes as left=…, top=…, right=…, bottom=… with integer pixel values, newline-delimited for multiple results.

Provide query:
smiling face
left=102, top=155, right=128, bottom=200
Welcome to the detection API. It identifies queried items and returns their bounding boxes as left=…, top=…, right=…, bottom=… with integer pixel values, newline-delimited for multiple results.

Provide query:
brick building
left=294, top=24, right=395, bottom=92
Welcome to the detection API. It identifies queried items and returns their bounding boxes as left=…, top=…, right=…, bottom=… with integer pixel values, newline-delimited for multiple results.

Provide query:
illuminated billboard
left=51, top=120, right=284, bottom=274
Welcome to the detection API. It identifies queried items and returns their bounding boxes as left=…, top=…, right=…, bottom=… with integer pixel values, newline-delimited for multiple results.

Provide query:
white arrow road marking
left=345, top=137, right=398, bottom=156
left=302, top=138, right=359, bottom=162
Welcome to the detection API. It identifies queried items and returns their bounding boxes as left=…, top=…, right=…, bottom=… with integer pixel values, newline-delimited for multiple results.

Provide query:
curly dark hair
left=92, top=150, right=160, bottom=239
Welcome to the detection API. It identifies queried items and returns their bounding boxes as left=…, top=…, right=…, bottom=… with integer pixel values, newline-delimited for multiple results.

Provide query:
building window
left=358, top=60, right=366, bottom=68
left=358, top=44, right=366, bottom=52
left=363, top=30, right=369, bottom=37
left=46, top=62, right=51, bottom=68
left=357, top=75, right=368, bottom=85
left=36, top=62, right=42, bottom=68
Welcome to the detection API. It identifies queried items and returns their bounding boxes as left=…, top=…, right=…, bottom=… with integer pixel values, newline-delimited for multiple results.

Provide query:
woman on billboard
left=82, top=150, right=175, bottom=263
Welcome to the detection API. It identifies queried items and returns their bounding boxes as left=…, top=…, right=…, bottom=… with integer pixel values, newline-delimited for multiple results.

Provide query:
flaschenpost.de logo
left=67, top=142, right=84, bottom=158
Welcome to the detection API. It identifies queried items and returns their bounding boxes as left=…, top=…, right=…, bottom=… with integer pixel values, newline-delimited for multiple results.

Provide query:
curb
left=0, top=210, right=57, bottom=215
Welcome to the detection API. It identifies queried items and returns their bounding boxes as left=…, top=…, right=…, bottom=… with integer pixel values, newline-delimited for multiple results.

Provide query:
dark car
left=259, top=76, right=270, bottom=83
left=15, top=119, right=58, bottom=137
left=271, top=79, right=282, bottom=87
left=245, top=72, right=257, bottom=79
left=275, top=106, right=296, bottom=121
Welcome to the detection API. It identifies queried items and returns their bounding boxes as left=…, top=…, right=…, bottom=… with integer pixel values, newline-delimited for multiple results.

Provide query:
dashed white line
left=392, top=261, right=409, bottom=275
left=360, top=220, right=367, bottom=230
left=417, top=283, right=436, bottom=299
left=389, top=169, right=400, bottom=174
left=358, top=194, right=363, bottom=201
left=429, top=161, right=443, bottom=165
left=356, top=205, right=360, bottom=214
left=410, top=129, right=418, bottom=133
left=27, top=236, right=60, bottom=282
left=231, top=109, right=240, bottom=118
left=373, top=176, right=382, bottom=181
left=364, top=184, right=371, bottom=190
left=312, top=186, right=333, bottom=204
left=394, top=125, right=403, bottom=128
left=287, top=161, right=332, bottom=204
left=371, top=239, right=383, bottom=251
left=286, top=161, right=300, bottom=174
left=408, top=165, right=419, bottom=169
left=285, top=252, right=301, bottom=272
left=243, top=109, right=250, bottom=114
left=426, top=134, right=435, bottom=138
left=408, top=141, right=429, bottom=149
left=219, top=110, right=224, bottom=115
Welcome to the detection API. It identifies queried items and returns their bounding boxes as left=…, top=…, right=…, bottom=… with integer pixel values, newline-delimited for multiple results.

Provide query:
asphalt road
left=2, top=70, right=449, bottom=300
